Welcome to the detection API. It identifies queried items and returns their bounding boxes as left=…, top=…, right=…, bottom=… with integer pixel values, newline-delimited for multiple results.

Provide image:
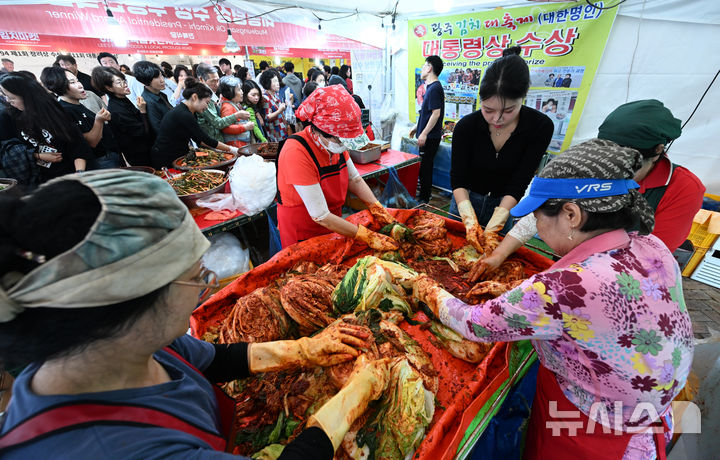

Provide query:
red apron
left=523, top=363, right=669, bottom=460
left=277, top=135, right=349, bottom=247
left=0, top=347, right=236, bottom=453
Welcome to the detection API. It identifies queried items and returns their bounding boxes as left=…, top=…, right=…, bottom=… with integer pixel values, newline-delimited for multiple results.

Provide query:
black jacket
left=450, top=105, right=554, bottom=201
left=107, top=95, right=153, bottom=166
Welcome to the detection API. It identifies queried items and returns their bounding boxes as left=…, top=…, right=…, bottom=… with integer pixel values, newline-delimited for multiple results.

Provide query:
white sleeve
left=507, top=214, right=538, bottom=244
left=346, top=157, right=360, bottom=180
left=294, top=184, right=331, bottom=221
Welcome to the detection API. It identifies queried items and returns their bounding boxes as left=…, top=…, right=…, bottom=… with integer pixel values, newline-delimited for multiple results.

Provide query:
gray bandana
left=0, top=170, right=210, bottom=322
left=540, top=138, right=655, bottom=233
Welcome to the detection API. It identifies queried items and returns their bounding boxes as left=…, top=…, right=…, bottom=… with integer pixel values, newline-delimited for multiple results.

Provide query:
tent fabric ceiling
left=8, top=1, right=720, bottom=23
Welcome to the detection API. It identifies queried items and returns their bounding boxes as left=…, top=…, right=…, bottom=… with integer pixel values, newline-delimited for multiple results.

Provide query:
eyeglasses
left=172, top=267, right=220, bottom=303
left=113, top=79, right=128, bottom=87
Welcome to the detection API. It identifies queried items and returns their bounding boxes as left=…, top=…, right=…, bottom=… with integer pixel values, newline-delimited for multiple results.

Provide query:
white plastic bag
left=229, top=154, right=276, bottom=215
left=195, top=154, right=276, bottom=214
left=195, top=193, right=236, bottom=212
left=201, top=233, right=250, bottom=280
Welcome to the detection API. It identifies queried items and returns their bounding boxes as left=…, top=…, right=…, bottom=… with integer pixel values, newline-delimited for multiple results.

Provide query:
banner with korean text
left=408, top=2, right=617, bottom=153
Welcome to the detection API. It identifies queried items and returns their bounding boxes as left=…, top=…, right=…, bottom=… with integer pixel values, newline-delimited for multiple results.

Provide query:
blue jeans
left=449, top=191, right=513, bottom=234
left=88, top=151, right=122, bottom=170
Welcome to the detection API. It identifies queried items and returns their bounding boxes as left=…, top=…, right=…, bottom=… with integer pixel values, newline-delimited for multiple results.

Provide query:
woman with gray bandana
left=411, top=139, right=693, bottom=459
left=0, top=170, right=390, bottom=458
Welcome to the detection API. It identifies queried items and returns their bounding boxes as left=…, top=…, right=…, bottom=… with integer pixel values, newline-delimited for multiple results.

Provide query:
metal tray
left=349, top=143, right=382, bottom=164
left=238, top=142, right=279, bottom=159
left=172, top=150, right=238, bottom=171
left=172, top=169, right=228, bottom=209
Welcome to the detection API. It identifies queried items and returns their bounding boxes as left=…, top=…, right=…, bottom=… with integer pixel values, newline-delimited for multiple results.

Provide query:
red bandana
left=295, top=84, right=363, bottom=138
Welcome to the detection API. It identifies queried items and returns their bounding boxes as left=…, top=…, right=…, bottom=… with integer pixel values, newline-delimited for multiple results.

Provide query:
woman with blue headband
left=415, top=139, right=693, bottom=459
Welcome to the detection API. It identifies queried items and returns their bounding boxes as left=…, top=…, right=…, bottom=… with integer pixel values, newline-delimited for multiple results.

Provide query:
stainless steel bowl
left=172, top=169, right=228, bottom=209
left=172, top=150, right=239, bottom=171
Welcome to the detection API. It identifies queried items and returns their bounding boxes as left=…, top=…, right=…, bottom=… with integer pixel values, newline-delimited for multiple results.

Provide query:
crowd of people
left=0, top=54, right=356, bottom=190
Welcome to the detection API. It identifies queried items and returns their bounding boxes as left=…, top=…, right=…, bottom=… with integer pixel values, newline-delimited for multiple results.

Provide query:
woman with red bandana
left=275, top=85, right=399, bottom=250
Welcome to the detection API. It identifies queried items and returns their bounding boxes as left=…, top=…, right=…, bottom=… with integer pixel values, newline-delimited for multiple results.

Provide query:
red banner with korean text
left=0, top=2, right=374, bottom=51
left=408, top=1, right=617, bottom=153
left=0, top=32, right=350, bottom=61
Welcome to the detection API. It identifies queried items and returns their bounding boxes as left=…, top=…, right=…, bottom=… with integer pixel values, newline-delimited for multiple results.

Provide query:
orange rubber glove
left=367, top=200, right=396, bottom=227
left=249, top=321, right=371, bottom=373
left=457, top=200, right=484, bottom=252
left=355, top=224, right=400, bottom=251
left=306, top=355, right=391, bottom=450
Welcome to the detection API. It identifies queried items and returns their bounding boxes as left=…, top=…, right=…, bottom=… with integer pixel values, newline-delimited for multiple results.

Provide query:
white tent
left=4, top=0, right=720, bottom=192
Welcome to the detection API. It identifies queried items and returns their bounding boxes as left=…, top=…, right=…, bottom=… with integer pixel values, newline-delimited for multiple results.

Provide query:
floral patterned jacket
left=437, top=230, right=693, bottom=459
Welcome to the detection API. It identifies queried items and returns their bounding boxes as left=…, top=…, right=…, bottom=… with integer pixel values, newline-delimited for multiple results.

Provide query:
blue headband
left=510, top=177, right=640, bottom=217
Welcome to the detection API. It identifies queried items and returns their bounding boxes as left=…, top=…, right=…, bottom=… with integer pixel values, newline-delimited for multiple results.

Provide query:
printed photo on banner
left=526, top=90, right=578, bottom=152
left=531, top=66, right=585, bottom=88
left=408, top=1, right=617, bottom=152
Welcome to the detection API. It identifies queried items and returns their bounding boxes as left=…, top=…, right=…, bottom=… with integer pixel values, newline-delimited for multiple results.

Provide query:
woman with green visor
left=410, top=139, right=693, bottom=459
left=0, top=170, right=389, bottom=458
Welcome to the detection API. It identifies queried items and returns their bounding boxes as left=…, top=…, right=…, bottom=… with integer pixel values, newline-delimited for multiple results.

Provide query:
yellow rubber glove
left=413, top=274, right=454, bottom=317
left=355, top=224, right=400, bottom=251
left=486, top=207, right=510, bottom=233
left=367, top=201, right=396, bottom=227
left=457, top=200, right=484, bottom=252
left=306, top=356, right=391, bottom=450
left=248, top=321, right=371, bottom=373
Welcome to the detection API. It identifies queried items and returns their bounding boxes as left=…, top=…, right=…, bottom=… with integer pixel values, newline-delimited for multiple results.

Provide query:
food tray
left=349, top=143, right=381, bottom=164
left=172, top=149, right=238, bottom=171
left=238, top=142, right=279, bottom=159
left=0, top=178, right=18, bottom=194
left=172, top=169, right=228, bottom=209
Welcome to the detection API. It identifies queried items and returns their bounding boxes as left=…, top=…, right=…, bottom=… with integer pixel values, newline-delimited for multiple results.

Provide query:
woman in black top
left=151, top=78, right=239, bottom=169
left=41, top=66, right=121, bottom=170
left=92, top=66, right=153, bottom=166
left=450, top=46, right=553, bottom=247
left=0, top=72, right=92, bottom=182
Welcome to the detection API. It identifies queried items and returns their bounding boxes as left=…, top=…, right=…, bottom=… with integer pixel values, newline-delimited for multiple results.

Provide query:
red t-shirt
left=276, top=126, right=349, bottom=207
left=638, top=156, right=705, bottom=252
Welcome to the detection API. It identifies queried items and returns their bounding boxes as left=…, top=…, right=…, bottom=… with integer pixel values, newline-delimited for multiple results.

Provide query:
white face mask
left=325, top=140, right=346, bottom=154
left=317, top=132, right=346, bottom=153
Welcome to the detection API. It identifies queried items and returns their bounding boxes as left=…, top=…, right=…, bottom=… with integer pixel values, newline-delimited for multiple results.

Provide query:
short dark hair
left=303, top=81, right=318, bottom=98
left=237, top=66, right=248, bottom=81
left=96, top=52, right=118, bottom=65
left=425, top=55, right=443, bottom=76
left=55, top=54, right=76, bottom=66
left=219, top=58, right=231, bottom=67
left=323, top=65, right=331, bottom=73
left=259, top=61, right=269, bottom=70
left=331, top=66, right=339, bottom=75
left=284, top=61, right=294, bottom=72
left=173, top=65, right=190, bottom=82
left=259, top=69, right=278, bottom=90
left=0, top=180, right=168, bottom=368
left=537, top=200, right=636, bottom=233
left=91, top=65, right=124, bottom=95
left=132, top=61, right=162, bottom=86
left=182, top=77, right=213, bottom=100
left=479, top=46, right=529, bottom=102
left=40, top=66, right=70, bottom=96
left=548, top=73, right=555, bottom=77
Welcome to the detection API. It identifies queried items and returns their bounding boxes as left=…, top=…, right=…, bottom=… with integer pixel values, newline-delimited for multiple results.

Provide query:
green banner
left=408, top=2, right=617, bottom=153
